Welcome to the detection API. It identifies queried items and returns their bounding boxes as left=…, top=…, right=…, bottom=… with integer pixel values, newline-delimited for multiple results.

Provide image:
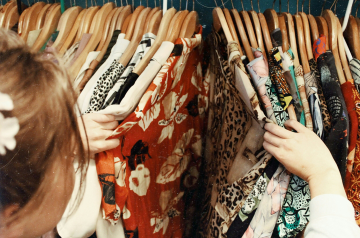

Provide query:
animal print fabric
left=84, top=60, right=125, bottom=113
left=103, top=32, right=156, bottom=108
left=96, top=30, right=208, bottom=238
left=198, top=31, right=272, bottom=238
left=309, top=58, right=331, bottom=136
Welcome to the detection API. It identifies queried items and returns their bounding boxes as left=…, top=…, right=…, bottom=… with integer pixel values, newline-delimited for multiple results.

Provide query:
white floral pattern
left=129, top=164, right=150, bottom=196
left=0, top=92, right=19, bottom=156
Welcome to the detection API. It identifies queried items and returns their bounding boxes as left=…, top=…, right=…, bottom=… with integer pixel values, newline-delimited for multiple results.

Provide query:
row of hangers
left=212, top=0, right=357, bottom=119
left=0, top=0, right=200, bottom=82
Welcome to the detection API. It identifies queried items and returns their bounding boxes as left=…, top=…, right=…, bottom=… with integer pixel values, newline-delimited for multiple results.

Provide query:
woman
left=0, top=28, right=359, bottom=238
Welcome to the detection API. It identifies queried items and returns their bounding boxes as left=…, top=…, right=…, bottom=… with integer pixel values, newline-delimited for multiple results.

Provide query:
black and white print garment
left=84, top=60, right=125, bottom=113
left=101, top=32, right=156, bottom=108
left=350, top=58, right=360, bottom=93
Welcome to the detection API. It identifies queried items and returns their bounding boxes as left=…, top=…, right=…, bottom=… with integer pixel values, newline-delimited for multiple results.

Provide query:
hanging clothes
left=95, top=30, right=207, bottom=238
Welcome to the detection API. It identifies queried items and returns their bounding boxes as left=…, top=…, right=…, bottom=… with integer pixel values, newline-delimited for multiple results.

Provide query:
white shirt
left=57, top=159, right=102, bottom=238
left=77, top=33, right=129, bottom=114
left=73, top=51, right=100, bottom=89
left=305, top=194, right=360, bottom=238
left=96, top=41, right=174, bottom=120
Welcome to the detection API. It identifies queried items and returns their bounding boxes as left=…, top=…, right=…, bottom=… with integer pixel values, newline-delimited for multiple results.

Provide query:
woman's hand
left=263, top=119, right=346, bottom=199
left=77, top=114, right=120, bottom=157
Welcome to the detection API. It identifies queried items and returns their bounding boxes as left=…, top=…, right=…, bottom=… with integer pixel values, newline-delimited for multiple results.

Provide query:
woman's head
left=0, top=29, right=87, bottom=237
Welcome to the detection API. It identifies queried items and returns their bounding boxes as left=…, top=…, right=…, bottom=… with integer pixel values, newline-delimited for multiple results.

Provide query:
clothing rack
left=19, top=0, right=350, bottom=36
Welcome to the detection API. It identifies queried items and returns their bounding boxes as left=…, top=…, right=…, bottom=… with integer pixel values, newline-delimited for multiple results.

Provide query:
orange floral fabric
left=346, top=79, right=360, bottom=225
left=95, top=30, right=209, bottom=237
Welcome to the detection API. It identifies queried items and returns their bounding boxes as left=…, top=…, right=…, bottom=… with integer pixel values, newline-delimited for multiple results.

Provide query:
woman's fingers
left=263, top=141, right=281, bottom=158
left=100, top=120, right=119, bottom=130
left=284, top=119, right=308, bottom=134
left=263, top=131, right=283, bottom=147
left=89, top=114, right=116, bottom=123
left=264, top=121, right=295, bottom=139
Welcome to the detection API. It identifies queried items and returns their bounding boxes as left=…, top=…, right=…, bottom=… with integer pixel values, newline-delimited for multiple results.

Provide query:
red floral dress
left=96, top=28, right=209, bottom=237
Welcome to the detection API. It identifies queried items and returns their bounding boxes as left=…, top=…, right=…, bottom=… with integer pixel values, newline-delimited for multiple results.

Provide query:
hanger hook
left=296, top=0, right=299, bottom=14
left=213, top=0, right=218, bottom=8
left=330, top=0, right=336, bottom=11
left=192, top=0, right=194, bottom=11
left=309, top=0, right=311, bottom=14
left=179, top=0, right=181, bottom=10
left=272, top=0, right=276, bottom=9
left=321, top=0, right=326, bottom=14
left=301, top=0, right=305, bottom=12
left=250, top=0, right=254, bottom=11
left=279, top=0, right=282, bottom=13
left=171, top=0, right=173, bottom=8
left=258, top=0, right=261, bottom=13
left=356, top=2, right=360, bottom=18
left=220, top=0, right=225, bottom=8
left=240, top=0, right=244, bottom=10
left=230, top=0, right=235, bottom=9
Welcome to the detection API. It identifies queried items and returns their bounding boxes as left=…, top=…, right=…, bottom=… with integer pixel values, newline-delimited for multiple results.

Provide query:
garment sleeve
left=305, top=194, right=360, bottom=238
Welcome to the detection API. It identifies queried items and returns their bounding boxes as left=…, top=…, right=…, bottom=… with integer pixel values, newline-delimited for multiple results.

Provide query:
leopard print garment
left=85, top=60, right=125, bottom=113
left=309, top=58, right=331, bottom=136
left=198, top=31, right=272, bottom=238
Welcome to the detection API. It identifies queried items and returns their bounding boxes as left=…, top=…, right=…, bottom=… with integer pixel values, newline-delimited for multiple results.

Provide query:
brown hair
left=0, top=29, right=88, bottom=219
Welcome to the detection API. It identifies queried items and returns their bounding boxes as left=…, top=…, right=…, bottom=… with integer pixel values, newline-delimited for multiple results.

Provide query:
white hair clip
left=0, top=92, right=19, bottom=156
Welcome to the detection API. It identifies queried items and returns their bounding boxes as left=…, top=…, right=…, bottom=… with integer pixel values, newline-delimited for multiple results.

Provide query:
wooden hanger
left=240, top=1, right=258, bottom=49
left=230, top=3, right=252, bottom=60
left=166, top=10, right=189, bottom=42
left=278, top=13, right=289, bottom=51
left=132, top=7, right=176, bottom=76
left=96, top=8, right=118, bottom=52
left=4, top=4, right=19, bottom=29
left=0, top=0, right=14, bottom=27
left=58, top=9, right=87, bottom=56
left=294, top=14, right=310, bottom=73
left=336, top=18, right=352, bottom=81
left=249, top=2, right=267, bottom=60
left=68, top=2, right=115, bottom=79
left=74, top=6, right=100, bottom=43
left=315, top=16, right=329, bottom=50
left=306, top=0, right=319, bottom=44
left=35, top=3, right=52, bottom=30
left=21, top=2, right=46, bottom=41
left=51, top=6, right=83, bottom=51
left=31, top=5, right=61, bottom=52
left=322, top=9, right=346, bottom=84
left=18, top=7, right=29, bottom=35
left=283, top=12, right=300, bottom=67
left=122, top=13, right=132, bottom=32
left=116, top=5, right=131, bottom=30
left=45, top=3, right=60, bottom=20
left=259, top=12, right=273, bottom=53
left=264, top=8, right=279, bottom=33
left=119, top=7, right=151, bottom=66
left=124, top=6, right=145, bottom=40
left=1, top=0, right=16, bottom=27
left=213, top=7, right=233, bottom=42
left=145, top=6, right=159, bottom=31
left=179, top=8, right=198, bottom=38
left=299, top=0, right=314, bottom=60
left=147, top=9, right=163, bottom=34
left=343, top=15, right=360, bottom=59
left=223, top=7, right=241, bottom=52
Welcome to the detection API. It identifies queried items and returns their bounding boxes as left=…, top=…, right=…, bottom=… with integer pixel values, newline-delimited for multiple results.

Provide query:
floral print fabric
left=304, top=71, right=324, bottom=139
left=95, top=32, right=207, bottom=237
left=345, top=80, right=360, bottom=225
left=341, top=80, right=359, bottom=190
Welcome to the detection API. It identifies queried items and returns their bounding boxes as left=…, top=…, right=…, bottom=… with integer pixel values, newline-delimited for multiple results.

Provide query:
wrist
left=308, top=168, right=346, bottom=199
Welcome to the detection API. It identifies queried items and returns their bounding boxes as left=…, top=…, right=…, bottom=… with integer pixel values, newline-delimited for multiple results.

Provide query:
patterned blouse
left=96, top=30, right=208, bottom=238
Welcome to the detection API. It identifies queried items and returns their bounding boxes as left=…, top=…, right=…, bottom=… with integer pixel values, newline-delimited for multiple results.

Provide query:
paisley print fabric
left=317, top=51, right=349, bottom=182
left=304, top=71, right=324, bottom=139
left=346, top=79, right=360, bottom=225
left=269, top=48, right=294, bottom=111
left=95, top=31, right=207, bottom=238
left=341, top=80, right=359, bottom=190
left=295, top=66, right=313, bottom=130
left=350, top=58, right=360, bottom=94
left=246, top=49, right=277, bottom=123
left=309, top=58, right=331, bottom=136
